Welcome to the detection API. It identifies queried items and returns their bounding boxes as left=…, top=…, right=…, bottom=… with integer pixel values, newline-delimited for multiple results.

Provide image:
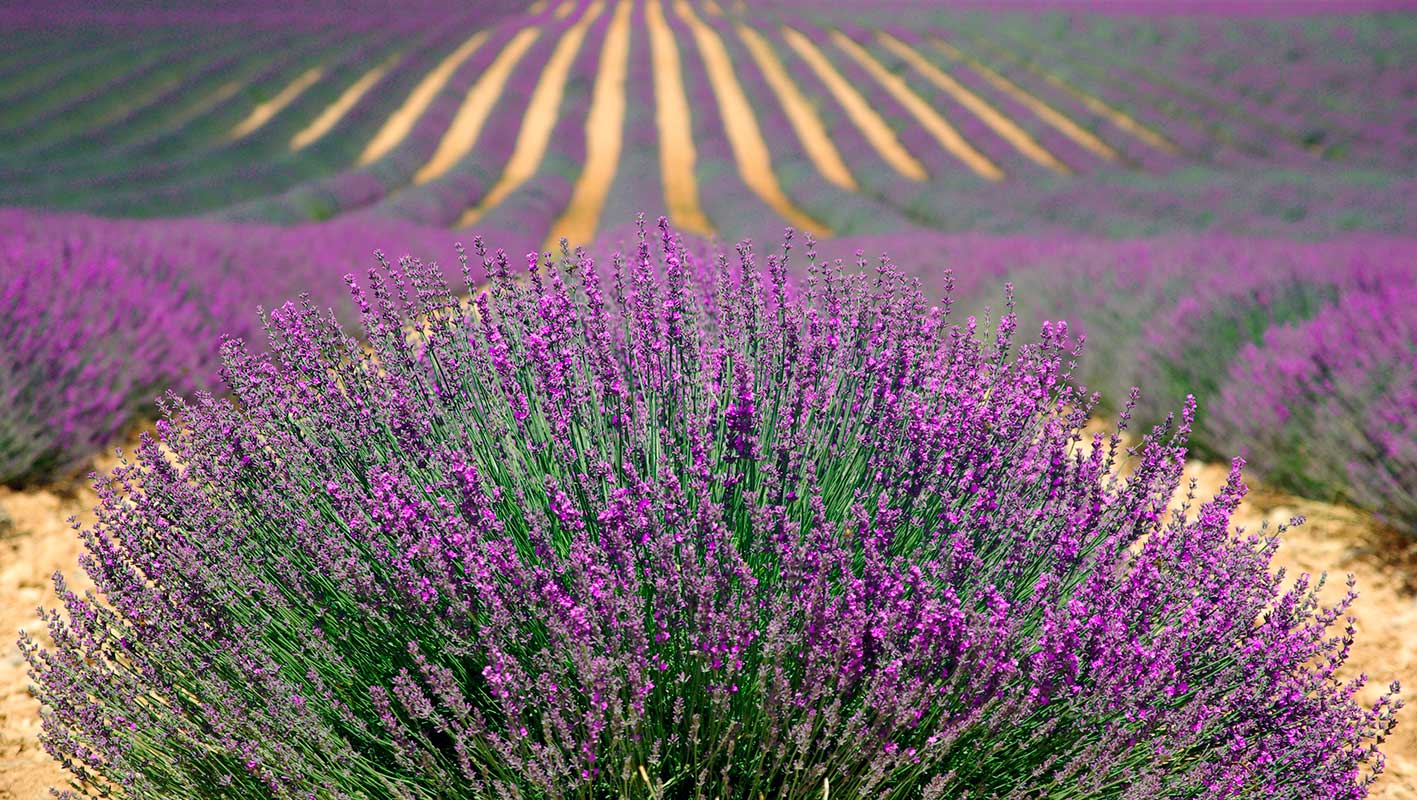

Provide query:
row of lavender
left=2, top=5, right=1413, bottom=240
left=3, top=207, right=1414, bottom=539
left=828, top=230, right=1417, bottom=534
left=770, top=4, right=1417, bottom=168
left=1016, top=11, right=1417, bottom=165
left=22, top=219, right=1400, bottom=798
left=0, top=10, right=506, bottom=215
left=0, top=208, right=532, bottom=486
left=229, top=3, right=1417, bottom=239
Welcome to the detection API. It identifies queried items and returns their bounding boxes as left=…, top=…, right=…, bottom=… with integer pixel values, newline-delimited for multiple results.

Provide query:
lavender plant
left=0, top=208, right=471, bottom=486
left=826, top=228, right=1417, bottom=529
left=24, top=220, right=1399, bottom=799
left=1208, top=274, right=1417, bottom=533
left=0, top=232, right=202, bottom=485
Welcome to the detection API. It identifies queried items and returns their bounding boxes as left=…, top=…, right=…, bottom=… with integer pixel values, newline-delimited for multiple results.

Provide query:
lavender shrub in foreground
left=24, top=220, right=1399, bottom=799
left=826, top=229, right=1417, bottom=534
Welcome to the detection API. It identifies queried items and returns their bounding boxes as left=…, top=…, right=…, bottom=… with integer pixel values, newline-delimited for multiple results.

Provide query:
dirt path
left=413, top=27, right=541, bottom=186
left=780, top=25, right=929, bottom=182
left=645, top=0, right=715, bottom=237
left=736, top=24, right=857, bottom=192
left=0, top=480, right=95, bottom=800
left=358, top=29, right=490, bottom=166
left=547, top=0, right=633, bottom=250
left=456, top=0, right=605, bottom=229
left=673, top=0, right=831, bottom=237
left=1, top=457, right=1413, bottom=798
left=830, top=29, right=1003, bottom=181
left=1179, top=459, right=1417, bottom=799
left=876, top=32, right=1071, bottom=175
left=290, top=54, right=401, bottom=152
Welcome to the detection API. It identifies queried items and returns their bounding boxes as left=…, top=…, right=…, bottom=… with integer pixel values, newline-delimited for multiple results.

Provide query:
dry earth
left=1, top=454, right=1414, bottom=798
left=1, top=478, right=97, bottom=799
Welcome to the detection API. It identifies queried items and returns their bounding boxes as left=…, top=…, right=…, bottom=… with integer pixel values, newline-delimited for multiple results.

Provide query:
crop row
left=3, top=206, right=1414, bottom=540
left=0, top=208, right=532, bottom=486
left=822, top=228, right=1417, bottom=535
left=2, top=2, right=1412, bottom=242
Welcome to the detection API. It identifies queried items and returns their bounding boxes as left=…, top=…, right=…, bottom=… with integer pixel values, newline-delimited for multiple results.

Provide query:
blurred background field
left=1, top=0, right=1414, bottom=796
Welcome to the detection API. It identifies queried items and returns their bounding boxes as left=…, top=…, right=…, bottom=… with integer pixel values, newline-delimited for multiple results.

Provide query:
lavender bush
left=0, top=209, right=485, bottom=486
left=828, top=229, right=1417, bottom=534
left=0, top=232, right=200, bottom=485
left=25, top=220, right=1399, bottom=798
left=1209, top=274, right=1417, bottom=533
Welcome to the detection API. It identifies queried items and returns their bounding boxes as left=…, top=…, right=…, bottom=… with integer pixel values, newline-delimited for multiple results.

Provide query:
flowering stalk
left=24, top=218, right=1398, bottom=798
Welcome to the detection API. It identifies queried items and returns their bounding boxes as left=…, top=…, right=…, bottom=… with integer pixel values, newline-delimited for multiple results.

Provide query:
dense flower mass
left=24, top=221, right=1399, bottom=799
left=0, top=209, right=517, bottom=485
left=823, top=230, right=1417, bottom=536
left=1209, top=274, right=1417, bottom=533
left=0, top=228, right=203, bottom=484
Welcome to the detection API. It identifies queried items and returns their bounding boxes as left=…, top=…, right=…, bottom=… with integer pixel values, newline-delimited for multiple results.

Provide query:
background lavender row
left=1211, top=277, right=1417, bottom=533
left=3, top=6, right=1412, bottom=235
left=7, top=208, right=1412, bottom=541
left=805, top=229, right=1417, bottom=534
left=0, top=209, right=531, bottom=486
left=760, top=6, right=1416, bottom=169
left=0, top=0, right=530, bottom=28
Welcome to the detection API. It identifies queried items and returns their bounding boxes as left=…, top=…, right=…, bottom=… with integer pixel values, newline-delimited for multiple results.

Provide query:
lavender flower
left=0, top=234, right=193, bottom=484
left=0, top=208, right=472, bottom=485
left=826, top=228, right=1417, bottom=534
left=24, top=219, right=1398, bottom=798
left=1209, top=273, right=1417, bottom=532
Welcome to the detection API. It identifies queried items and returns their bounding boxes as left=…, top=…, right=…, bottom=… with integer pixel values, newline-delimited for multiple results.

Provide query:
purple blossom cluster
left=24, top=220, right=1399, bottom=798
left=0, top=209, right=490, bottom=485
left=0, top=227, right=197, bottom=485
left=1210, top=274, right=1417, bottom=533
left=822, top=229, right=1417, bottom=534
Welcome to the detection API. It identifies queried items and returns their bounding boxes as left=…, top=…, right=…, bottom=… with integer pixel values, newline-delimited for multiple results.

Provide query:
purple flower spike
left=23, top=219, right=1398, bottom=799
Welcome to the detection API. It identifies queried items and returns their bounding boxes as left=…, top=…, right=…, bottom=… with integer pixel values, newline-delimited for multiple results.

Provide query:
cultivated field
left=1, top=1, right=1414, bottom=798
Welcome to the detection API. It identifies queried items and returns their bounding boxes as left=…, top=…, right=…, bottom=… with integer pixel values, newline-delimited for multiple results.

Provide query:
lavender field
left=1, top=1, right=1415, bottom=798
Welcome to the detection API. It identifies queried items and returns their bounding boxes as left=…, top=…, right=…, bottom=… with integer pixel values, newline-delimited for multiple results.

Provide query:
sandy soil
left=1178, top=459, right=1417, bottom=799
left=1, top=456, right=1413, bottom=798
left=0, top=478, right=95, bottom=799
